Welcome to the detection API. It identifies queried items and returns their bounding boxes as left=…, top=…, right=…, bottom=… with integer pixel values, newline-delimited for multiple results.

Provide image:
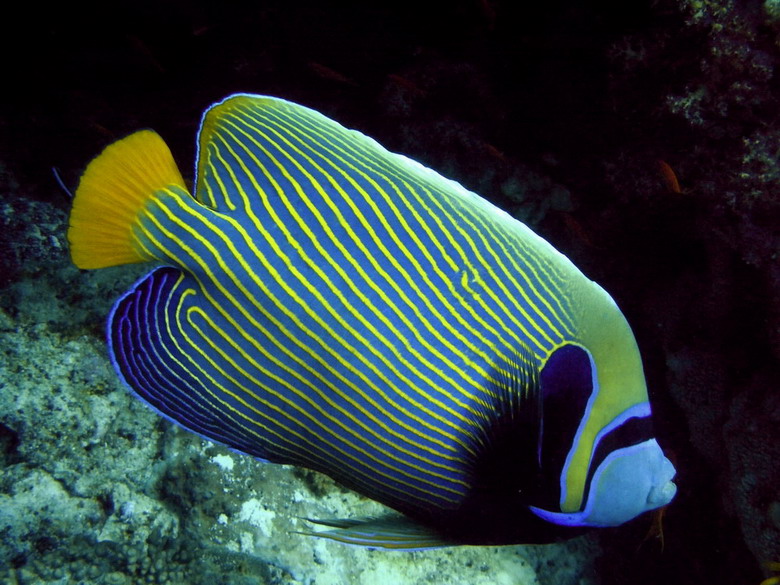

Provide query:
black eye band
left=537, top=344, right=594, bottom=506
left=579, top=415, right=654, bottom=509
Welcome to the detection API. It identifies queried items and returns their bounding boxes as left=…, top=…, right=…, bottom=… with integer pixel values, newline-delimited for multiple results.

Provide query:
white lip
left=648, top=480, right=677, bottom=507
left=647, top=456, right=677, bottom=506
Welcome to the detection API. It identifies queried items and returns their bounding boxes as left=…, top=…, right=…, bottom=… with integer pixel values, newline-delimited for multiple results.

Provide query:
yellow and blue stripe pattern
left=68, top=94, right=676, bottom=547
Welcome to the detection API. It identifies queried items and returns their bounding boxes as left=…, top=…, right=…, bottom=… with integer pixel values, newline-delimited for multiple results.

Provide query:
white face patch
left=529, top=438, right=677, bottom=527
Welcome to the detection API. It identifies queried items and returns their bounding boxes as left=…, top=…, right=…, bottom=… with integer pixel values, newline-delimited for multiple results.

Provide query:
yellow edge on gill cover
left=562, top=277, right=648, bottom=513
left=68, top=129, right=187, bottom=269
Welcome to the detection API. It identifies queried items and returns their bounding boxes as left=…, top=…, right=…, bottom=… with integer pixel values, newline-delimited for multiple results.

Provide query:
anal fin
left=107, top=267, right=272, bottom=459
left=295, top=515, right=454, bottom=550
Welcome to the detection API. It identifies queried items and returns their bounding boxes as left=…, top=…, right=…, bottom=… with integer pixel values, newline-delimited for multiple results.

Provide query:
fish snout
left=647, top=455, right=677, bottom=508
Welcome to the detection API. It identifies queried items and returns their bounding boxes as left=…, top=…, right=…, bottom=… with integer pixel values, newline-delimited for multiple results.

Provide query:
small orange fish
left=192, top=25, right=211, bottom=36
left=657, top=159, right=683, bottom=194
left=126, top=35, right=166, bottom=74
left=561, top=212, right=602, bottom=250
left=386, top=73, right=427, bottom=98
left=480, top=140, right=506, bottom=163
left=307, top=62, right=358, bottom=86
left=89, top=122, right=115, bottom=141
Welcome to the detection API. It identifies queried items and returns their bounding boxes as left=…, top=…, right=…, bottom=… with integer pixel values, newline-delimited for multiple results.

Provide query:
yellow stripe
left=136, top=209, right=468, bottom=506
left=265, top=106, right=562, bottom=355
left=139, top=188, right=467, bottom=459
left=208, top=123, right=482, bottom=443
left=157, top=277, right=461, bottom=505
left=184, top=307, right=468, bottom=499
left=279, top=105, right=575, bottom=343
left=186, top=304, right=470, bottom=487
left=221, top=110, right=502, bottom=400
left=243, top=108, right=504, bottom=368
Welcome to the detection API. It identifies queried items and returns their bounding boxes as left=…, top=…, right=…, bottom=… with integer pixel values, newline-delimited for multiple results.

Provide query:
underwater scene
left=0, top=1, right=778, bottom=584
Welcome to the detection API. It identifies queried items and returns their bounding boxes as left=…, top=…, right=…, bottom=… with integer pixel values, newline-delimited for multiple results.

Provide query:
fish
left=657, top=159, right=683, bottom=194
left=307, top=61, right=359, bottom=86
left=67, top=93, right=677, bottom=548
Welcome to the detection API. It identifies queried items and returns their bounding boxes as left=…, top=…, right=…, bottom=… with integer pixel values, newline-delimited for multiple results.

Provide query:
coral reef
left=614, top=0, right=780, bottom=578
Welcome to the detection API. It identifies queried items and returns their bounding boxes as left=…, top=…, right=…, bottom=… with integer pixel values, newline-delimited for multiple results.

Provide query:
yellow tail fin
left=68, top=130, right=187, bottom=269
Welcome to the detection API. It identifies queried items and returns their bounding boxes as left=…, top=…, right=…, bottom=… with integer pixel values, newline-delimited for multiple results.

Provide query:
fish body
left=68, top=94, right=676, bottom=547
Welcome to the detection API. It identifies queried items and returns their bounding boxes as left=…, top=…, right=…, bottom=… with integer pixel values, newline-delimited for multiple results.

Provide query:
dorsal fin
left=193, top=94, right=291, bottom=211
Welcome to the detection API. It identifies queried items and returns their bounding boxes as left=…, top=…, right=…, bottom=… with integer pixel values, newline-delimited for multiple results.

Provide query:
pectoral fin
left=295, top=515, right=454, bottom=550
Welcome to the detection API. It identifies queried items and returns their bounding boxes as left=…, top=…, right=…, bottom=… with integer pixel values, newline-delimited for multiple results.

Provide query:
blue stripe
left=112, top=94, right=588, bottom=518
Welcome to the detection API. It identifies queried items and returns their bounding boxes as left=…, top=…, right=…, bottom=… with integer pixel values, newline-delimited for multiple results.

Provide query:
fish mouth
left=647, top=455, right=677, bottom=507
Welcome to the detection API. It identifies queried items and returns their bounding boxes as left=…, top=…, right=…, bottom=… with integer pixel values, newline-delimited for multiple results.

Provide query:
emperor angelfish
left=68, top=94, right=676, bottom=548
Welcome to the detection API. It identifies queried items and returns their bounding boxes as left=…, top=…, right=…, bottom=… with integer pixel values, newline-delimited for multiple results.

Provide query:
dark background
left=2, top=1, right=778, bottom=583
